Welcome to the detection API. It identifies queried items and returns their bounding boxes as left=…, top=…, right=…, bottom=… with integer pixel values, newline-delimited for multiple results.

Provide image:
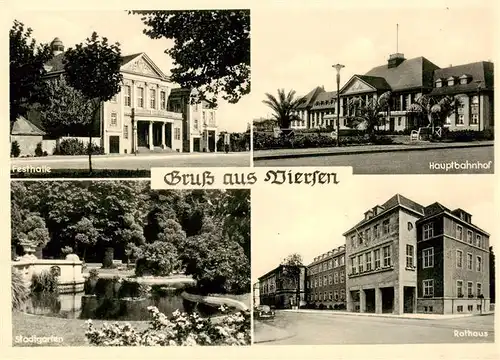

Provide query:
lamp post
left=333, top=64, right=345, bottom=147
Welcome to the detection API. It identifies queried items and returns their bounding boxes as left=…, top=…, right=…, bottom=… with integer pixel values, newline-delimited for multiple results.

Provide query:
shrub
left=12, top=268, right=29, bottom=310
left=35, top=142, right=43, bottom=157
left=89, top=268, right=100, bottom=279
left=61, top=246, right=74, bottom=257
left=55, top=138, right=104, bottom=156
left=31, top=269, right=59, bottom=293
left=11, top=141, right=21, bottom=157
left=85, top=305, right=251, bottom=346
left=102, top=247, right=115, bottom=269
left=443, top=129, right=494, bottom=142
left=318, top=303, right=325, bottom=310
left=135, top=242, right=180, bottom=277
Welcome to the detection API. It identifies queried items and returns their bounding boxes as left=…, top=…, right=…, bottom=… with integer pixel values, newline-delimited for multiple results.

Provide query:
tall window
left=124, top=85, right=131, bottom=107
left=334, top=258, right=339, bottom=268
left=174, top=127, right=181, bottom=140
left=456, top=280, right=463, bottom=297
left=340, top=255, right=344, bottom=266
left=358, top=254, right=364, bottom=273
left=476, top=256, right=482, bottom=272
left=329, top=274, right=333, bottom=285
left=423, top=223, right=434, bottom=240
left=340, top=271, right=344, bottom=283
left=383, top=219, right=390, bottom=234
left=467, top=282, right=473, bottom=297
left=467, top=230, right=473, bottom=244
left=160, top=91, right=166, bottom=110
left=364, top=229, right=371, bottom=242
left=333, top=273, right=338, bottom=284
left=323, top=275, right=327, bottom=286
left=406, top=245, right=414, bottom=268
left=333, top=291, right=338, bottom=301
left=422, top=247, right=434, bottom=268
left=149, top=89, right=156, bottom=109
left=123, top=125, right=129, bottom=139
left=477, top=283, right=482, bottom=297
left=423, top=279, right=434, bottom=297
left=328, top=260, right=332, bottom=269
left=476, top=234, right=482, bottom=248
left=383, top=245, right=391, bottom=267
left=467, top=253, right=473, bottom=270
left=351, top=257, right=357, bottom=275
left=366, top=252, right=372, bottom=271
left=209, top=112, right=215, bottom=126
left=456, top=250, right=463, bottom=268
left=456, top=225, right=463, bottom=240
left=457, top=114, right=465, bottom=125
left=110, top=112, right=117, bottom=126
left=194, top=119, right=199, bottom=130
left=137, top=87, right=144, bottom=108
left=374, top=249, right=381, bottom=269
left=471, top=95, right=479, bottom=124
left=351, top=235, right=356, bottom=247
left=373, top=224, right=380, bottom=238
left=202, top=111, right=206, bottom=124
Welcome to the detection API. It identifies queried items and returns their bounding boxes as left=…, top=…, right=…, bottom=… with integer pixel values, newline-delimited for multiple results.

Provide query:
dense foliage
left=85, top=305, right=251, bottom=346
left=131, top=10, right=250, bottom=107
left=12, top=268, right=29, bottom=310
left=11, top=183, right=250, bottom=294
left=263, top=89, right=306, bottom=129
left=11, top=141, right=21, bottom=157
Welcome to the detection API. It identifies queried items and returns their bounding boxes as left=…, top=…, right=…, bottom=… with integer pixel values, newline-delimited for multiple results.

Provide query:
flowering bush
left=85, top=305, right=250, bottom=346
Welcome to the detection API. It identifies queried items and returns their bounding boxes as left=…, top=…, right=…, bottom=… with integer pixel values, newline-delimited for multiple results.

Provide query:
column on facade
left=394, top=285, right=404, bottom=315
left=346, top=289, right=353, bottom=312
left=144, top=82, right=148, bottom=110
left=400, top=94, right=404, bottom=111
left=161, top=122, right=166, bottom=148
left=359, top=289, right=366, bottom=313
left=375, top=287, right=382, bottom=314
left=131, top=80, right=137, bottom=153
left=148, top=121, right=154, bottom=150
left=156, top=84, right=160, bottom=110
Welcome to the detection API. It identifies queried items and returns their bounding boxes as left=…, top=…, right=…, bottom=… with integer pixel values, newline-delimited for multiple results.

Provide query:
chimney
left=388, top=53, right=405, bottom=68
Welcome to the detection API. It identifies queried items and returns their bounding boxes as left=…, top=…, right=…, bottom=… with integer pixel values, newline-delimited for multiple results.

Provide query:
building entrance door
left=389, top=117, right=395, bottom=132
left=109, top=136, right=119, bottom=154
left=193, top=138, right=201, bottom=152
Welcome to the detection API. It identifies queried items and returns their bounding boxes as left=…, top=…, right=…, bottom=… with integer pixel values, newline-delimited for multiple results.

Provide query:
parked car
left=254, top=305, right=275, bottom=320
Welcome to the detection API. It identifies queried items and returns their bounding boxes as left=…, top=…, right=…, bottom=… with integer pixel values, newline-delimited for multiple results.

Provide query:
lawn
left=12, top=311, right=151, bottom=347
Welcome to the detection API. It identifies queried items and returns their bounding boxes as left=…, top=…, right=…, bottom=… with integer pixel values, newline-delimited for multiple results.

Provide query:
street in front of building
left=10, top=151, right=251, bottom=173
left=254, top=146, right=493, bottom=174
left=255, top=311, right=494, bottom=344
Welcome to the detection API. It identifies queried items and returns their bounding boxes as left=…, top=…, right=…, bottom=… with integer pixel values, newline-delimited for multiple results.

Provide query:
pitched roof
left=343, top=194, right=425, bottom=235
left=364, top=56, right=441, bottom=91
left=310, top=91, right=338, bottom=110
left=11, top=116, right=46, bottom=136
left=296, top=86, right=325, bottom=109
left=356, top=75, right=391, bottom=91
left=430, top=61, right=494, bottom=96
left=121, top=52, right=143, bottom=66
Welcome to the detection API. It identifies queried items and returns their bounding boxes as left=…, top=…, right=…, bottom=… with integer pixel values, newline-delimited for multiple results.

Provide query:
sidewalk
left=253, top=141, right=494, bottom=160
left=282, top=308, right=494, bottom=320
left=253, top=321, right=293, bottom=344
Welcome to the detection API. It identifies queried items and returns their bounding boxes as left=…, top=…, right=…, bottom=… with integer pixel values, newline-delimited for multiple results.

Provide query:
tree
left=63, top=32, right=123, bottom=172
left=407, top=94, right=458, bottom=136
left=71, top=217, right=99, bottom=261
left=9, top=20, right=52, bottom=129
left=280, top=253, right=304, bottom=308
left=132, top=10, right=250, bottom=107
left=263, top=89, right=306, bottom=129
left=344, top=91, right=391, bottom=138
left=38, top=77, right=94, bottom=141
left=16, top=213, right=51, bottom=257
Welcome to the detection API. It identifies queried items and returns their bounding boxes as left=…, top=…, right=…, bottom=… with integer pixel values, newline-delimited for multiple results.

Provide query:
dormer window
left=459, top=74, right=471, bottom=85
left=447, top=77, right=457, bottom=86
left=435, top=79, right=443, bottom=88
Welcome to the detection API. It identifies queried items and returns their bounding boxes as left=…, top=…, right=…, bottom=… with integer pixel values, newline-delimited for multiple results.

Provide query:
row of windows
left=308, top=289, right=346, bottom=302
left=307, top=271, right=345, bottom=288
left=422, top=222, right=485, bottom=249
left=456, top=250, right=484, bottom=271
left=350, top=245, right=393, bottom=275
left=120, top=85, right=168, bottom=110
left=350, top=218, right=393, bottom=248
left=435, top=76, right=473, bottom=88
left=422, top=279, right=482, bottom=298
left=308, top=255, right=345, bottom=274
left=423, top=247, right=483, bottom=272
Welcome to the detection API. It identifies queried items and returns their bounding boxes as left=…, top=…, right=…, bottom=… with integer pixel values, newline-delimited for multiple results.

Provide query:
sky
left=10, top=3, right=496, bottom=131
left=251, top=174, right=495, bottom=283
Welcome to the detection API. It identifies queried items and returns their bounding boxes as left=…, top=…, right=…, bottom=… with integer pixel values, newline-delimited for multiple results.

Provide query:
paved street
left=11, top=152, right=251, bottom=171
left=254, top=146, right=494, bottom=174
left=254, top=311, right=494, bottom=344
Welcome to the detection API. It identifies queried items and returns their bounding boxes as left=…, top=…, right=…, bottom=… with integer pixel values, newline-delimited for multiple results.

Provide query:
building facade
left=36, top=37, right=218, bottom=154
left=344, top=194, right=426, bottom=315
left=253, top=282, right=260, bottom=307
left=292, top=54, right=494, bottom=132
left=306, top=245, right=346, bottom=308
left=416, top=204, right=490, bottom=314
left=258, top=265, right=307, bottom=309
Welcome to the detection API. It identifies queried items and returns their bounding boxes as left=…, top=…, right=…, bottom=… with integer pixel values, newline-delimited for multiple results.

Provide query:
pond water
left=25, top=278, right=224, bottom=321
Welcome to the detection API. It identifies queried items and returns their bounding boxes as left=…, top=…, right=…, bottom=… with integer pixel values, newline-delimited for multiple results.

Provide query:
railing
left=131, top=108, right=183, bottom=120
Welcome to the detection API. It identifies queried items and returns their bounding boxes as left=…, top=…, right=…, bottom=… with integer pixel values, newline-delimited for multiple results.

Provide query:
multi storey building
left=343, top=194, right=426, bottom=315
left=258, top=265, right=307, bottom=309
left=292, top=53, right=494, bottom=132
left=416, top=204, right=490, bottom=314
left=305, top=245, right=346, bottom=308
left=28, top=37, right=218, bottom=154
left=344, top=194, right=491, bottom=315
